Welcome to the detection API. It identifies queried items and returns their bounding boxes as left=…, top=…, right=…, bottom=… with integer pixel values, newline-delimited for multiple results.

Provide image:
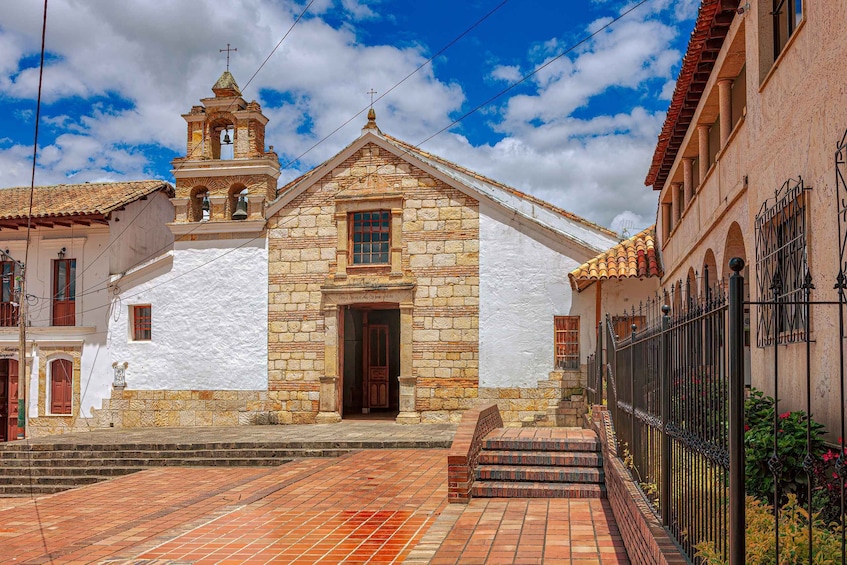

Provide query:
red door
left=51, top=359, right=72, bottom=415
left=367, top=325, right=389, bottom=409
left=0, top=360, right=20, bottom=441
left=52, top=259, right=76, bottom=326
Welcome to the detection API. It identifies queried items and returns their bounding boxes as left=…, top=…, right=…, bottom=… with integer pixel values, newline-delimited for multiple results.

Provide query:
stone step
left=0, top=457, right=293, bottom=469
left=0, top=475, right=104, bottom=486
left=478, top=450, right=602, bottom=467
left=471, top=481, right=605, bottom=499
left=0, top=448, right=350, bottom=460
left=476, top=465, right=603, bottom=484
left=0, top=439, right=450, bottom=452
left=0, top=466, right=145, bottom=477
left=482, top=438, right=600, bottom=453
left=0, top=484, right=73, bottom=496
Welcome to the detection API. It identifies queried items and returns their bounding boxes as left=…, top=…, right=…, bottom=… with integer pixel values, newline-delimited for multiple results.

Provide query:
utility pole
left=2, top=249, right=27, bottom=440
left=16, top=264, right=26, bottom=440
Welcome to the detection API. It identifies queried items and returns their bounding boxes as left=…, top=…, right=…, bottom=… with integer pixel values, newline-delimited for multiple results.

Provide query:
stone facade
left=267, top=142, right=480, bottom=424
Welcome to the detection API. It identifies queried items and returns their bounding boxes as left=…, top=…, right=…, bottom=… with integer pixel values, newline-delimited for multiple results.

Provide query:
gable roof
left=568, top=225, right=663, bottom=291
left=0, top=180, right=174, bottom=230
left=270, top=122, right=619, bottom=257
left=644, top=0, right=738, bottom=190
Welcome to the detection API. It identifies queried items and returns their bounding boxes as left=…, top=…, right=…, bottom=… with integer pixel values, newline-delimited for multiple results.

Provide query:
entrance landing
left=0, top=421, right=457, bottom=449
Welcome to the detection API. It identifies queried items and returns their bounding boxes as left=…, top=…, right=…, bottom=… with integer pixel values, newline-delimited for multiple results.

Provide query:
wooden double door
left=341, top=307, right=399, bottom=416
left=0, top=360, right=20, bottom=442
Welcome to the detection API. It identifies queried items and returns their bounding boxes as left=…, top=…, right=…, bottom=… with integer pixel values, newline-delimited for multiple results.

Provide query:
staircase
left=471, top=428, right=605, bottom=498
left=0, top=442, right=352, bottom=497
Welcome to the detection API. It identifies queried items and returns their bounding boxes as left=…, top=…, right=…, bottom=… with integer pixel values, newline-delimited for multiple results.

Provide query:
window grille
left=754, top=177, right=808, bottom=346
left=351, top=211, right=390, bottom=265
left=554, top=316, right=580, bottom=370
left=132, top=305, right=152, bottom=341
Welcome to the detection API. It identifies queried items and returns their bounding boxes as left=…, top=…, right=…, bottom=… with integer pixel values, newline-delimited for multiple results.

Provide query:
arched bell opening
left=189, top=186, right=209, bottom=222
left=208, top=116, right=235, bottom=160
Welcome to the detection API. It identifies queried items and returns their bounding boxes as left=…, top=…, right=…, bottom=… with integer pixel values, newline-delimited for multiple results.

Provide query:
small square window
left=132, top=305, right=152, bottom=341
left=350, top=210, right=390, bottom=265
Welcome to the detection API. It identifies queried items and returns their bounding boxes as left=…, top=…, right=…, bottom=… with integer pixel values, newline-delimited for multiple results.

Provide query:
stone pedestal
left=395, top=375, right=420, bottom=424
left=316, top=376, right=341, bottom=423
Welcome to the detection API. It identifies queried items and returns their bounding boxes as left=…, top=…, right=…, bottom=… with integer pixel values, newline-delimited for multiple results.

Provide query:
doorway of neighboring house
left=341, top=305, right=400, bottom=419
left=0, top=359, right=20, bottom=442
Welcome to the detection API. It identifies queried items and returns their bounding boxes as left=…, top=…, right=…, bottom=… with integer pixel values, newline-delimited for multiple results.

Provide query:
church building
left=2, top=71, right=621, bottom=436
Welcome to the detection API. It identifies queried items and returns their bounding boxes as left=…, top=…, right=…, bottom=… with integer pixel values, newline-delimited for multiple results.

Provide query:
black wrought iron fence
left=600, top=285, right=730, bottom=562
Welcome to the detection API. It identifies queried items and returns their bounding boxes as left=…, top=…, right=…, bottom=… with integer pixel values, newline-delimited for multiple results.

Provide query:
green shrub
left=695, top=494, right=844, bottom=564
left=744, top=390, right=826, bottom=508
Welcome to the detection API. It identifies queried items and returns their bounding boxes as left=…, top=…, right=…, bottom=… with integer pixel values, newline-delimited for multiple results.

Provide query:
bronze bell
left=232, top=196, right=248, bottom=220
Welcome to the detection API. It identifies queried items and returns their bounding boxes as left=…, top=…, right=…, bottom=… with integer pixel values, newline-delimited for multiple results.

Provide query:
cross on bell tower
left=220, top=43, right=237, bottom=72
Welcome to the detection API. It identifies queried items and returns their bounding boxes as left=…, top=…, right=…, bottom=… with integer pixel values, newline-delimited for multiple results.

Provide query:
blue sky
left=0, top=0, right=699, bottom=233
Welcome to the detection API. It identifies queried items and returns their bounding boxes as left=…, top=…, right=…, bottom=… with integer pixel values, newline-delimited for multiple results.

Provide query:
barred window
left=350, top=211, right=390, bottom=265
left=132, top=305, right=152, bottom=341
left=755, top=178, right=808, bottom=346
left=554, top=316, right=579, bottom=370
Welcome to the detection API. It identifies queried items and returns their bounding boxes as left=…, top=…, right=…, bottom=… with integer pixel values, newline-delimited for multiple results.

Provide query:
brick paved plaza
left=0, top=448, right=627, bottom=564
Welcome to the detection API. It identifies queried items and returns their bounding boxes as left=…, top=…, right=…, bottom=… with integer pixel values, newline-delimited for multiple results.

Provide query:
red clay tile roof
left=0, top=180, right=173, bottom=227
left=644, top=0, right=737, bottom=190
left=568, top=225, right=663, bottom=291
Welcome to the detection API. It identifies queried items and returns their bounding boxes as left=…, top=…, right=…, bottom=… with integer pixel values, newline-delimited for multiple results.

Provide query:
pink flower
left=779, top=411, right=791, bottom=420
left=744, top=424, right=750, bottom=432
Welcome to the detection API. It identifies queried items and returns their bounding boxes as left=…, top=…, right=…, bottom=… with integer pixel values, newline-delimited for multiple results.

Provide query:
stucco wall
left=651, top=3, right=847, bottom=434
left=479, top=203, right=584, bottom=388
left=109, top=192, right=175, bottom=276
left=108, top=237, right=268, bottom=391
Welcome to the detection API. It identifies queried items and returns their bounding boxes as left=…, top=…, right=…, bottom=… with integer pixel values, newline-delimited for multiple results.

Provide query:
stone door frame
left=316, top=283, right=420, bottom=424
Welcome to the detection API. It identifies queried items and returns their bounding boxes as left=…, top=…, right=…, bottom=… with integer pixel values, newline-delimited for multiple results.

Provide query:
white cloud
left=0, top=0, right=685, bottom=230
left=490, top=65, right=522, bottom=83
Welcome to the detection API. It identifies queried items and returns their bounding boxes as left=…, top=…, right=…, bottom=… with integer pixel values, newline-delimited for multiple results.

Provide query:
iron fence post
left=728, top=258, right=746, bottom=565
left=598, top=321, right=604, bottom=404
left=660, top=305, right=671, bottom=527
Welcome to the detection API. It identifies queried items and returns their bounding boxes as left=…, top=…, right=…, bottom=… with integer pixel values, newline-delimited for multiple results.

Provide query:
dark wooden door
left=1, top=360, right=20, bottom=441
left=367, top=325, right=389, bottom=409
left=51, top=359, right=72, bottom=415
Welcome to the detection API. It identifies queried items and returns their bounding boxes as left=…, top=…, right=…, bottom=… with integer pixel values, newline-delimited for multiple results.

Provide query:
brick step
left=482, top=438, right=600, bottom=452
left=0, top=475, right=105, bottom=487
left=475, top=465, right=603, bottom=484
left=471, top=481, right=605, bottom=499
left=478, top=450, right=602, bottom=467
left=0, top=448, right=350, bottom=460
left=0, top=466, right=145, bottom=477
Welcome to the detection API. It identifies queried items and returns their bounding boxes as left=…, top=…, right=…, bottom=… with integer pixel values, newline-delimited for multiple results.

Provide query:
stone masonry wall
left=267, top=143, right=479, bottom=423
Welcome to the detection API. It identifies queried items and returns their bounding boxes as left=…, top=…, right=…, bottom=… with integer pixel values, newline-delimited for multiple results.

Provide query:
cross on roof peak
left=220, top=43, right=238, bottom=72
left=367, top=88, right=377, bottom=108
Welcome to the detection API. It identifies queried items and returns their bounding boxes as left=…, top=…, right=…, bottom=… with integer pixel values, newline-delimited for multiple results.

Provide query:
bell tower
left=170, top=71, right=280, bottom=228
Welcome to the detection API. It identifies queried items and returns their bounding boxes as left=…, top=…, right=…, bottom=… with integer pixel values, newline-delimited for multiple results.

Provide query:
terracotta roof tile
left=568, top=225, right=663, bottom=291
left=644, top=0, right=737, bottom=190
left=0, top=180, right=174, bottom=221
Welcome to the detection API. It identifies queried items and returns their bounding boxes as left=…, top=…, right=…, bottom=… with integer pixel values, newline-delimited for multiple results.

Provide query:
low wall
left=447, top=403, right=503, bottom=503
left=590, top=406, right=687, bottom=565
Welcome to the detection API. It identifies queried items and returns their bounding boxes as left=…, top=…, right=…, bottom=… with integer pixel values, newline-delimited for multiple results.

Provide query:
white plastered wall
left=108, top=236, right=268, bottom=390
left=479, top=202, right=603, bottom=388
